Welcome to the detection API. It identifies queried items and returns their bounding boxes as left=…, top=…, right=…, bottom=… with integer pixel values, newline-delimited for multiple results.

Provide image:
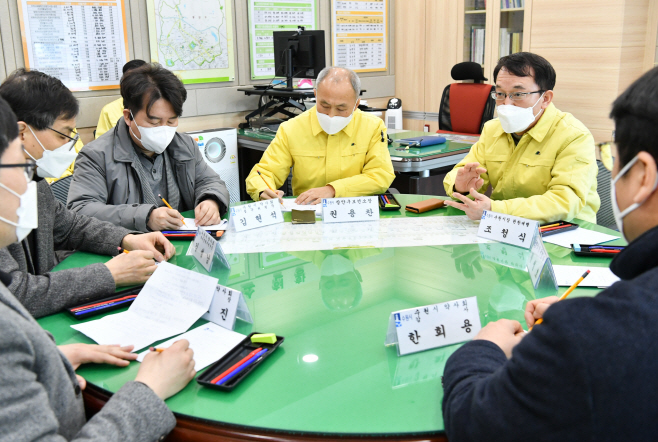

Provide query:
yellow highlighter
left=251, top=333, right=277, bottom=344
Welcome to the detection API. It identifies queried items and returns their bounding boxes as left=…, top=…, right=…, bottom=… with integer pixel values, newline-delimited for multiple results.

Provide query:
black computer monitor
left=273, top=29, right=326, bottom=88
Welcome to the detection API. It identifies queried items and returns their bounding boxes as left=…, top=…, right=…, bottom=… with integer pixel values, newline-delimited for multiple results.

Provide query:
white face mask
left=610, top=154, right=658, bottom=241
left=316, top=100, right=358, bottom=135
left=129, top=111, right=177, bottom=154
left=25, top=126, right=78, bottom=178
left=0, top=176, right=38, bottom=242
left=496, top=93, right=545, bottom=134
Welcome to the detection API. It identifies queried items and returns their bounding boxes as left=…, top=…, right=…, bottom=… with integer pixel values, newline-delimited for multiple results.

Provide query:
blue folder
left=397, top=136, right=447, bottom=147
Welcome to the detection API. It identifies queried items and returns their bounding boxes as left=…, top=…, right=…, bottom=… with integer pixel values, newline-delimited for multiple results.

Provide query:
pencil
left=530, top=269, right=590, bottom=330
left=540, top=222, right=561, bottom=230
left=257, top=170, right=283, bottom=205
left=117, top=247, right=130, bottom=254
left=149, top=347, right=164, bottom=353
left=158, top=194, right=185, bottom=223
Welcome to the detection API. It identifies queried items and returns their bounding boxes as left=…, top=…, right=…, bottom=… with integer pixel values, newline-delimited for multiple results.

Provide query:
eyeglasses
left=48, top=127, right=79, bottom=149
left=0, top=158, right=37, bottom=180
left=491, top=90, right=545, bottom=102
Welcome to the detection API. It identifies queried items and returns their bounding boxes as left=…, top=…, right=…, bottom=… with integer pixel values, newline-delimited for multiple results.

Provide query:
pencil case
left=66, top=285, right=144, bottom=319
left=197, top=332, right=284, bottom=392
left=571, top=243, right=625, bottom=257
left=377, top=192, right=401, bottom=211
left=539, top=221, right=578, bottom=237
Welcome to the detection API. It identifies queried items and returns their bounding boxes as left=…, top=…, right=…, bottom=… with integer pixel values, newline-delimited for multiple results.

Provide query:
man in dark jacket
left=442, top=66, right=658, bottom=441
left=67, top=63, right=230, bottom=232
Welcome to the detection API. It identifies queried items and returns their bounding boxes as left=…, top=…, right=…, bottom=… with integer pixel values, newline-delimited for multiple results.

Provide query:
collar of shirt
left=492, top=102, right=558, bottom=143
left=310, top=105, right=358, bottom=138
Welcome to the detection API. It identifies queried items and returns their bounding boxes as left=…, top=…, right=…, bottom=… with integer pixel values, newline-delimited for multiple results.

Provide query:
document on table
left=280, top=199, right=322, bottom=215
left=136, top=323, right=245, bottom=371
left=181, top=218, right=228, bottom=231
left=71, top=262, right=218, bottom=351
left=552, top=265, right=620, bottom=288
left=542, top=227, right=619, bottom=249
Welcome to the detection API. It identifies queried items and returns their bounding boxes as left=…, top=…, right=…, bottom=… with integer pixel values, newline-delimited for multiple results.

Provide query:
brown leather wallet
left=405, top=198, right=446, bottom=214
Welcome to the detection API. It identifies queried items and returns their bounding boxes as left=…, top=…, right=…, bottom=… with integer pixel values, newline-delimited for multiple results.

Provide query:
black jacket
left=442, top=225, right=658, bottom=442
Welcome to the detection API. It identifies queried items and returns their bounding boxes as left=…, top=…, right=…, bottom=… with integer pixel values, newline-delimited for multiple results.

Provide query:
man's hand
left=474, top=319, right=526, bottom=358
left=194, top=199, right=221, bottom=226
left=58, top=343, right=137, bottom=370
left=147, top=207, right=184, bottom=231
left=444, top=188, right=492, bottom=220
left=260, top=189, right=284, bottom=204
left=104, top=250, right=158, bottom=286
left=135, top=339, right=196, bottom=400
left=295, top=185, right=335, bottom=205
left=121, top=233, right=174, bottom=262
left=524, top=296, right=559, bottom=328
left=454, top=162, right=487, bottom=194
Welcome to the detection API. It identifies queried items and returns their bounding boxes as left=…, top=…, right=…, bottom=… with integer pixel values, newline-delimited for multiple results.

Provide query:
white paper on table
left=542, top=227, right=619, bottom=249
left=552, top=265, right=620, bottom=288
left=136, top=323, right=245, bottom=371
left=72, top=262, right=218, bottom=351
left=280, top=199, right=321, bottom=215
left=181, top=218, right=228, bottom=231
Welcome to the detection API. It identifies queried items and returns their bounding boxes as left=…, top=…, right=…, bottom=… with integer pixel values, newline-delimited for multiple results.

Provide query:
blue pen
left=73, top=298, right=136, bottom=315
left=162, top=230, right=195, bottom=234
left=379, top=194, right=387, bottom=205
left=588, top=245, right=624, bottom=250
left=217, top=348, right=269, bottom=385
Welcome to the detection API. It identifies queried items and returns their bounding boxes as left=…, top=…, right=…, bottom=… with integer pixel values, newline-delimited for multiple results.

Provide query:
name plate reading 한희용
left=191, top=228, right=230, bottom=272
left=202, top=284, right=253, bottom=331
left=321, top=196, right=380, bottom=223
left=478, top=211, right=539, bottom=249
left=230, top=200, right=284, bottom=232
left=385, top=297, right=482, bottom=356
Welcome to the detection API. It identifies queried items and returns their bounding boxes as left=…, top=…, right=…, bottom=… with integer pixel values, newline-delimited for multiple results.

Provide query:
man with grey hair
left=246, top=66, right=395, bottom=204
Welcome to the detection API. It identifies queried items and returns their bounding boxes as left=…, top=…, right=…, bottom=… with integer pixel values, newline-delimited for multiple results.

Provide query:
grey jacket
left=0, top=179, right=132, bottom=318
left=0, top=275, right=175, bottom=441
left=67, top=119, right=230, bottom=232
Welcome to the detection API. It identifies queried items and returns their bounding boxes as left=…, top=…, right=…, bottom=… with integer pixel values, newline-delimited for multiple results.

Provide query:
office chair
left=50, top=175, right=73, bottom=205
left=595, top=159, right=616, bottom=230
left=437, top=62, right=496, bottom=136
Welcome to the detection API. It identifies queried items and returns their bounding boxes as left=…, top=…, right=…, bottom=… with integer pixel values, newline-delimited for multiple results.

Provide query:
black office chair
left=595, top=159, right=616, bottom=230
left=50, top=175, right=73, bottom=205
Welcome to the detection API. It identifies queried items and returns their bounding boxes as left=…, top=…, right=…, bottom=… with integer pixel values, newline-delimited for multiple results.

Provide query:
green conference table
left=38, top=195, right=623, bottom=441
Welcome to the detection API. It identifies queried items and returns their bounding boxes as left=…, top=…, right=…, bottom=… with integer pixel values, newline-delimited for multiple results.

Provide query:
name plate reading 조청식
left=385, top=297, right=482, bottom=356
left=230, top=200, right=284, bottom=232
left=478, top=211, right=539, bottom=249
left=191, top=228, right=230, bottom=272
left=202, top=284, right=253, bottom=331
left=321, top=196, right=380, bottom=223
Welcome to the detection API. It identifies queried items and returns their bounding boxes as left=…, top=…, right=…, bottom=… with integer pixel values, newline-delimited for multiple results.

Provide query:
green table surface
left=38, top=195, right=623, bottom=437
left=238, top=128, right=474, bottom=160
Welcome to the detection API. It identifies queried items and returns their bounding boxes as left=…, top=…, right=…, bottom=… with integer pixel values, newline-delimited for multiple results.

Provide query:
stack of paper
left=181, top=218, right=228, bottom=231
left=280, top=199, right=322, bottom=216
left=72, top=262, right=219, bottom=351
left=542, top=227, right=619, bottom=249
left=552, top=265, right=620, bottom=288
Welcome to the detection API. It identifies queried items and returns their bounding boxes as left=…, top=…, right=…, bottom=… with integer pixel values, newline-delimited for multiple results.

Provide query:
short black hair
left=0, top=69, right=79, bottom=130
left=0, top=97, right=19, bottom=159
left=123, top=59, right=147, bottom=75
left=121, top=63, right=187, bottom=118
left=493, top=52, right=556, bottom=91
left=610, top=66, right=658, bottom=169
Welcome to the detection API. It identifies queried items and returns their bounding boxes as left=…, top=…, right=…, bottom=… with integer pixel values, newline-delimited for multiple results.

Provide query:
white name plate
left=230, top=200, right=284, bottom=232
left=385, top=296, right=482, bottom=356
left=478, top=211, right=539, bottom=249
left=202, top=284, right=253, bottom=331
left=191, top=228, right=230, bottom=272
left=321, top=196, right=379, bottom=223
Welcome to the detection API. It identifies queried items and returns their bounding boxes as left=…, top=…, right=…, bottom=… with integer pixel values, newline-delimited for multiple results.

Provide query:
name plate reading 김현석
left=322, top=196, right=380, bottom=223
left=230, top=200, right=284, bottom=232
left=385, top=296, right=482, bottom=356
left=478, top=210, right=539, bottom=249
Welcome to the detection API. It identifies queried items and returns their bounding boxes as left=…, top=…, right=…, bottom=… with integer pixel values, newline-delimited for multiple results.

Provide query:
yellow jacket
left=444, top=103, right=599, bottom=223
left=44, top=130, right=84, bottom=184
left=246, top=106, right=395, bottom=201
left=95, top=97, right=124, bottom=139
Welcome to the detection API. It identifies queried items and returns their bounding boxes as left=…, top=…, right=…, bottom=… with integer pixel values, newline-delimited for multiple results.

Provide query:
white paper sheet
left=181, top=218, right=228, bottom=231
left=217, top=216, right=488, bottom=254
left=136, top=323, right=245, bottom=371
left=552, top=265, right=620, bottom=288
left=71, top=262, right=218, bottom=351
left=280, top=199, right=321, bottom=215
left=542, top=227, right=619, bottom=249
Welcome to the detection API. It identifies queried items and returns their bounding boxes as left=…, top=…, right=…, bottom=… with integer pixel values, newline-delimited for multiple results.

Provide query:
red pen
left=589, top=249, right=621, bottom=254
left=210, top=347, right=263, bottom=384
left=540, top=225, right=572, bottom=233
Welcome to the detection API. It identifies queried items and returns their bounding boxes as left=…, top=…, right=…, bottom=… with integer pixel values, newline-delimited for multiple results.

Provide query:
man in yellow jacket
left=246, top=66, right=395, bottom=204
left=95, top=59, right=146, bottom=139
left=444, top=52, right=599, bottom=224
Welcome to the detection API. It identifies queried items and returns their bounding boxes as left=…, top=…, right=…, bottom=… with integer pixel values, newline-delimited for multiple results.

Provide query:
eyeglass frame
left=491, top=90, right=546, bottom=102
left=0, top=158, right=37, bottom=180
left=47, top=127, right=79, bottom=150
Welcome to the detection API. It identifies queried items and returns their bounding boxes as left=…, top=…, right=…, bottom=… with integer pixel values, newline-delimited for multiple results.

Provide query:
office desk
left=38, top=195, right=622, bottom=441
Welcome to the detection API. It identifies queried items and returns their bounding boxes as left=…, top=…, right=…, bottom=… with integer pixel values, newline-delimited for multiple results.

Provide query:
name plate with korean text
left=322, top=196, right=380, bottom=223
left=230, top=200, right=284, bottom=232
left=191, top=228, right=231, bottom=272
left=478, top=211, right=539, bottom=249
left=385, top=297, right=482, bottom=356
left=202, top=284, right=253, bottom=331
